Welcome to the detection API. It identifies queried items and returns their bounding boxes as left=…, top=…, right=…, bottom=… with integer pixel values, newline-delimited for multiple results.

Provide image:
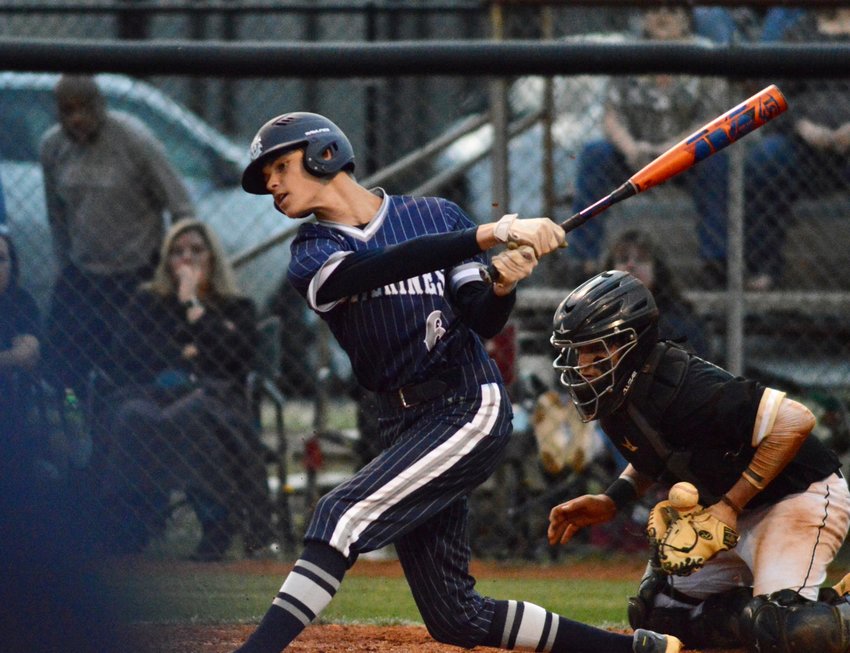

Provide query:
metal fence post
left=489, top=1, right=510, bottom=220
left=541, top=5, right=555, bottom=218
left=725, top=86, right=746, bottom=376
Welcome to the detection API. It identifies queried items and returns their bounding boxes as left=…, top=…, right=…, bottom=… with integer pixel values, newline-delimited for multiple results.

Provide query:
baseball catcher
left=547, top=270, right=850, bottom=652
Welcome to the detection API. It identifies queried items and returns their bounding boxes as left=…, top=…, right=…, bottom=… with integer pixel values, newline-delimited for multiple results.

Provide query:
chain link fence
left=2, top=3, right=850, bottom=567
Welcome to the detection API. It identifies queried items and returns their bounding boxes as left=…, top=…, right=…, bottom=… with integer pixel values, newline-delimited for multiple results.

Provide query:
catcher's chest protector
left=603, top=342, right=723, bottom=503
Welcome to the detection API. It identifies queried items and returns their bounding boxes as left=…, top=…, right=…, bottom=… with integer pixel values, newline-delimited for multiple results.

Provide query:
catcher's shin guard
left=628, top=564, right=675, bottom=630
left=742, top=589, right=850, bottom=653
left=628, top=562, right=750, bottom=649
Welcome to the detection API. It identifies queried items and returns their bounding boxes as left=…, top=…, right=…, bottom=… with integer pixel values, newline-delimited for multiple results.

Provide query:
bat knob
left=480, top=265, right=496, bottom=284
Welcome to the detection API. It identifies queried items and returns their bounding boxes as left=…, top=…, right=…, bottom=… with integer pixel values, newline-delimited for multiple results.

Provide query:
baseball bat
left=483, top=84, right=788, bottom=284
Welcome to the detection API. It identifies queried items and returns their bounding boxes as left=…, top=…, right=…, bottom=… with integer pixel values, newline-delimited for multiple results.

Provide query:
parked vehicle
left=0, top=72, right=287, bottom=313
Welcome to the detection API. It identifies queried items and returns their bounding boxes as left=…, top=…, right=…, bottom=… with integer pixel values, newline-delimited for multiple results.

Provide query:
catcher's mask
left=241, top=111, right=355, bottom=194
left=551, top=270, right=659, bottom=421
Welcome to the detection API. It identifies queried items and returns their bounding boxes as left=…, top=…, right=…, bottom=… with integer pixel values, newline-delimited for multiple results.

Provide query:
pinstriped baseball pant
left=305, top=381, right=511, bottom=645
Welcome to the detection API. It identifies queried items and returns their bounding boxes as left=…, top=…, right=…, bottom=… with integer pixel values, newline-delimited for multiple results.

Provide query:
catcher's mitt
left=647, top=500, right=739, bottom=576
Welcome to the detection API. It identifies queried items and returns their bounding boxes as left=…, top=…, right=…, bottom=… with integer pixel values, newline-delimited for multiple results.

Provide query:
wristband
left=720, top=494, right=743, bottom=515
left=604, top=477, right=638, bottom=510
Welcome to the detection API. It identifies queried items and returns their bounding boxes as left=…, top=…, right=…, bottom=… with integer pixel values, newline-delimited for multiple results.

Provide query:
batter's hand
left=490, top=245, right=537, bottom=296
left=548, top=494, right=617, bottom=546
left=493, top=214, right=566, bottom=258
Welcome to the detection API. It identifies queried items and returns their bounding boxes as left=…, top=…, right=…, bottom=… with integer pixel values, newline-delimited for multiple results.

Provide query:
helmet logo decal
left=622, top=369, right=639, bottom=396
left=249, top=135, right=263, bottom=161
left=304, top=127, right=331, bottom=136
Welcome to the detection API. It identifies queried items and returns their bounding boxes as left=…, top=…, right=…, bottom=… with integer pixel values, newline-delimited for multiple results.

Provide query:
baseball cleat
left=632, top=628, right=682, bottom=653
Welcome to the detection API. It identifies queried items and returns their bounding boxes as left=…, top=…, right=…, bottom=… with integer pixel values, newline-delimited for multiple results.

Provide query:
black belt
left=387, top=368, right=461, bottom=409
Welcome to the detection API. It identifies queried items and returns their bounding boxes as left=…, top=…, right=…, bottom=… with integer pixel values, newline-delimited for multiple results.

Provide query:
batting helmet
left=241, top=112, right=355, bottom=194
left=551, top=270, right=659, bottom=421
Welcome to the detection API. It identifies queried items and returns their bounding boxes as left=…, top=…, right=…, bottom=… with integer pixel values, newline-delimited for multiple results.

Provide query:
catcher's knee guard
left=742, top=588, right=850, bottom=653
left=628, top=564, right=670, bottom=631
left=687, top=587, right=752, bottom=648
left=628, top=564, right=750, bottom=648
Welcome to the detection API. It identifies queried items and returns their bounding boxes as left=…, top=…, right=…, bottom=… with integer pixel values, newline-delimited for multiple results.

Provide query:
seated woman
left=604, top=229, right=712, bottom=360
left=103, top=219, right=274, bottom=560
left=0, top=227, right=43, bottom=481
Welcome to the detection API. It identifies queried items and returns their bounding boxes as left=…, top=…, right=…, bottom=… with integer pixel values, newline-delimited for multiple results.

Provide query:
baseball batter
left=231, top=112, right=681, bottom=653
left=547, top=270, right=850, bottom=652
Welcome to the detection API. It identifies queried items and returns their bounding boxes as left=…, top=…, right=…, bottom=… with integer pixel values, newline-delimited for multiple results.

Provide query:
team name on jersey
left=347, top=271, right=445, bottom=304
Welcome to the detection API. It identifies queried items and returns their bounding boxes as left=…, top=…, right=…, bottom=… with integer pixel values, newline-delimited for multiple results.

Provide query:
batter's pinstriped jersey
left=287, top=190, right=502, bottom=392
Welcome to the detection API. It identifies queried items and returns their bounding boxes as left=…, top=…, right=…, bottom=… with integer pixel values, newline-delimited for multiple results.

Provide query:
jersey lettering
left=424, top=310, right=447, bottom=351
left=343, top=272, right=445, bottom=306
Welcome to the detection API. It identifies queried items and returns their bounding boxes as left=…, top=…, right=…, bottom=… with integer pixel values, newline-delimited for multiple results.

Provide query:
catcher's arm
left=707, top=392, right=813, bottom=528
left=548, top=464, right=653, bottom=545
left=648, top=392, right=814, bottom=576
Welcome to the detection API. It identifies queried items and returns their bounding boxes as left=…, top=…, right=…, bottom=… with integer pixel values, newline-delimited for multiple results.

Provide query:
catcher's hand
left=647, top=500, right=739, bottom=576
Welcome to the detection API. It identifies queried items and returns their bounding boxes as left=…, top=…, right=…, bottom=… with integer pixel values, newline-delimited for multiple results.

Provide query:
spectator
left=760, top=8, right=807, bottom=42
left=0, top=231, right=125, bottom=653
left=39, top=74, right=195, bottom=395
left=604, top=229, right=711, bottom=359
left=0, top=226, right=42, bottom=478
left=102, top=219, right=274, bottom=560
left=569, top=7, right=729, bottom=288
left=743, top=9, right=850, bottom=290
left=0, top=173, right=6, bottom=225
left=693, top=7, right=805, bottom=44
left=693, top=7, right=754, bottom=44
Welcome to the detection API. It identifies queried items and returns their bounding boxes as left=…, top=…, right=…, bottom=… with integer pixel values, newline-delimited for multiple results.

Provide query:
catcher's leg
left=742, top=473, right=850, bottom=599
left=742, top=589, right=850, bottom=653
left=628, top=559, right=752, bottom=649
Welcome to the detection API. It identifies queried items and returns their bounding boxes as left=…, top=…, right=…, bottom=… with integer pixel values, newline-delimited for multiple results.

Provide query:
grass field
left=109, top=555, right=646, bottom=629
left=103, top=550, right=850, bottom=653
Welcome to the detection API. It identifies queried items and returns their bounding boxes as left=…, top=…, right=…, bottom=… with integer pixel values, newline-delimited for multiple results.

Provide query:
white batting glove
left=492, top=214, right=566, bottom=258
left=490, top=245, right=538, bottom=296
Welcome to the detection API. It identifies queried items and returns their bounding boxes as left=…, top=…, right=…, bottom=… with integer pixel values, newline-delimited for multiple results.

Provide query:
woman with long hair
left=104, top=219, right=274, bottom=560
left=604, top=229, right=711, bottom=359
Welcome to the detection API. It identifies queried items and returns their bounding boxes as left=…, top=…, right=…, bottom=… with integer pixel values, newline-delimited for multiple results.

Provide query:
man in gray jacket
left=40, top=74, right=195, bottom=394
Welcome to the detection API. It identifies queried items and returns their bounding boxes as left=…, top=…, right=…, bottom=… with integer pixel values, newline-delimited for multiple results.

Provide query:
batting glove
left=490, top=245, right=538, bottom=295
left=493, top=214, right=566, bottom=258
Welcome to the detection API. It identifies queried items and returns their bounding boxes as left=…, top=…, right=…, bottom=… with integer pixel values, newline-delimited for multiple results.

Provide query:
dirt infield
left=127, top=622, right=743, bottom=652
left=125, top=558, right=742, bottom=653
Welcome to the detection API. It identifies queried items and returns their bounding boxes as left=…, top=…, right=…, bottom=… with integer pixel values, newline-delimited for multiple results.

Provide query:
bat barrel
left=629, top=84, right=787, bottom=194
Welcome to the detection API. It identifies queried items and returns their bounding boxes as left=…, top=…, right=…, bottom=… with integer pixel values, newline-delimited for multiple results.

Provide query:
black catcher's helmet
left=241, top=112, right=355, bottom=194
left=551, top=270, right=659, bottom=421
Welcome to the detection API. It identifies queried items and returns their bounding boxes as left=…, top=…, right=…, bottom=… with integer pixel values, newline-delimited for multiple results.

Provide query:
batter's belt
left=383, top=367, right=463, bottom=409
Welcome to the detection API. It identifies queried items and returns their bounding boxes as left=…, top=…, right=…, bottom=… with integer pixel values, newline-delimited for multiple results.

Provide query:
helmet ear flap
left=303, top=136, right=353, bottom=177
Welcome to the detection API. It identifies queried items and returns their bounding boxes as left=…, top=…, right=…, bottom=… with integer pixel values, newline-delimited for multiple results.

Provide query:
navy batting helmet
left=551, top=270, right=659, bottom=421
left=241, top=112, right=355, bottom=194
